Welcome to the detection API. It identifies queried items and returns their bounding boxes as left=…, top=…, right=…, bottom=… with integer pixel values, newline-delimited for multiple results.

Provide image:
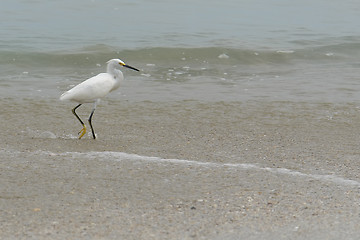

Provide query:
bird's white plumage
left=60, top=59, right=124, bottom=103
left=60, top=72, right=121, bottom=103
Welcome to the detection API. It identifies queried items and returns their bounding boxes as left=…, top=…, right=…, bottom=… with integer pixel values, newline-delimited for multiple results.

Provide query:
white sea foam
left=2, top=148, right=358, bottom=187
left=45, top=150, right=360, bottom=188
left=276, top=50, right=295, bottom=54
left=218, top=53, right=230, bottom=59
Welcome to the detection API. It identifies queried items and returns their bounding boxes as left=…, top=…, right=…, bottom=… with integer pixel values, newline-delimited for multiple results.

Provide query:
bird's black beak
left=123, top=64, right=140, bottom=72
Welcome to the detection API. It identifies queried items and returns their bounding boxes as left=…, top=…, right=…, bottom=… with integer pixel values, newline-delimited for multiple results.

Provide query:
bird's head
left=107, top=59, right=139, bottom=72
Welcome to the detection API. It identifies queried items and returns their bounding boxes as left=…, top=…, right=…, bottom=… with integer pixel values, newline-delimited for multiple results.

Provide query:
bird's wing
left=60, top=73, right=115, bottom=103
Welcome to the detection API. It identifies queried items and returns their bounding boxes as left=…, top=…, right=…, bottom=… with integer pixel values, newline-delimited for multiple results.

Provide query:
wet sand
left=1, top=99, right=360, bottom=239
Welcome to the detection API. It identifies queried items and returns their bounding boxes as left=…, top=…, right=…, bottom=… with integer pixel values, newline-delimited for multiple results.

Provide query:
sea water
left=1, top=0, right=360, bottom=103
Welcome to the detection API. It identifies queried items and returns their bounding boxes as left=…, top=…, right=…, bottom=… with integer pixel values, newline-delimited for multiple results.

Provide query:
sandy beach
left=0, top=99, right=359, bottom=239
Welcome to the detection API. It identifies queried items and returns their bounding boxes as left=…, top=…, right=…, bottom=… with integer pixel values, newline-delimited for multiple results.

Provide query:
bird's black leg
left=88, top=107, right=96, bottom=139
left=72, top=104, right=87, bottom=139
left=72, top=104, right=84, bottom=125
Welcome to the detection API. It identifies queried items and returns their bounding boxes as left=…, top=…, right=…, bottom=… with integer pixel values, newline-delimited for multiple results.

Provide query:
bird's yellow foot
left=78, top=125, right=86, bottom=139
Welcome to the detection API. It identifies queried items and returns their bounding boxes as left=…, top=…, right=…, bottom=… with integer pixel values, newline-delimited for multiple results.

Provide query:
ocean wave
left=1, top=42, right=359, bottom=69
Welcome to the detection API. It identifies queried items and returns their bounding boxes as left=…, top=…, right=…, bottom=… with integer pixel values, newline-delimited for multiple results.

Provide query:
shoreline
left=1, top=99, right=360, bottom=239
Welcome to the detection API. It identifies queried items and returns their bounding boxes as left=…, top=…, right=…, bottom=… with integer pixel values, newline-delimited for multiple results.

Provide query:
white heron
left=60, top=59, right=139, bottom=139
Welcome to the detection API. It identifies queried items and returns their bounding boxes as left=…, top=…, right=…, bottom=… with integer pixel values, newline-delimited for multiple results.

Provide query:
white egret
left=60, top=59, right=139, bottom=139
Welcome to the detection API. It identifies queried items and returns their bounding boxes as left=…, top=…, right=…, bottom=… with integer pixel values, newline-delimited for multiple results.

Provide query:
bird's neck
left=109, top=68, right=122, bottom=91
left=107, top=64, right=122, bottom=79
left=107, top=63, right=116, bottom=75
